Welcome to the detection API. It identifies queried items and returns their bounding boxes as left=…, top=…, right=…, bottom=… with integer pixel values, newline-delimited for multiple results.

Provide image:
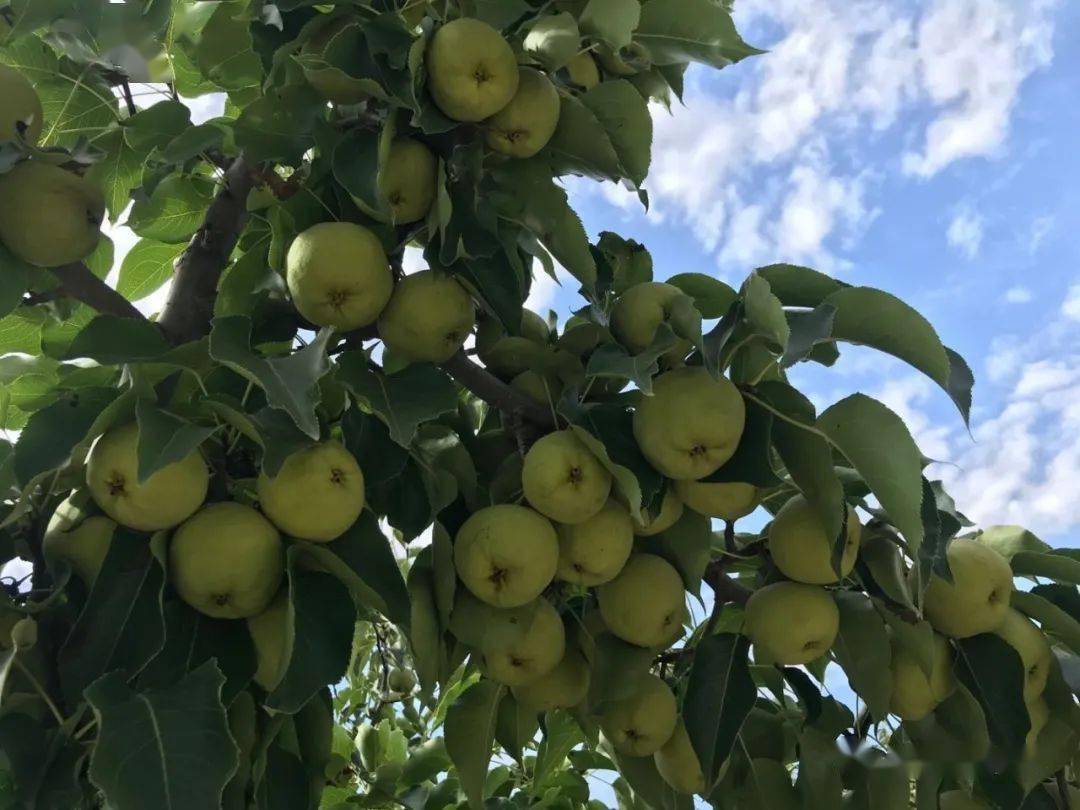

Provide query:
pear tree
left=0, top=2, right=1079, bottom=810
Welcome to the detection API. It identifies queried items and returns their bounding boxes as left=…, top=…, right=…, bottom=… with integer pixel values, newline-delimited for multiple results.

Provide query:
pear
left=87, top=422, right=209, bottom=532
left=378, top=270, right=475, bottom=363
left=598, top=553, right=686, bottom=648
left=257, top=441, right=364, bottom=542
left=556, top=500, right=634, bottom=586
left=511, top=369, right=561, bottom=405
left=286, top=222, right=393, bottom=330
left=426, top=18, right=519, bottom=121
left=564, top=52, right=600, bottom=89
left=522, top=429, right=612, bottom=524
left=633, top=367, right=746, bottom=480
left=0, top=65, right=43, bottom=143
left=476, top=310, right=551, bottom=377
left=599, top=673, right=678, bottom=756
left=454, top=504, right=558, bottom=607
left=247, top=591, right=289, bottom=691
left=890, top=633, right=955, bottom=720
left=674, top=479, right=759, bottom=522
left=485, top=68, right=561, bottom=158
left=482, top=597, right=565, bottom=686
left=476, top=309, right=551, bottom=354
left=0, top=162, right=105, bottom=267
left=923, top=538, right=1013, bottom=638
left=632, top=487, right=684, bottom=536
left=994, top=608, right=1051, bottom=701
left=43, top=490, right=116, bottom=585
left=743, top=582, right=838, bottom=666
left=611, top=281, right=692, bottom=363
left=170, top=502, right=284, bottom=619
left=355, top=137, right=437, bottom=224
left=511, top=647, right=589, bottom=711
left=767, top=495, right=861, bottom=585
left=654, top=719, right=706, bottom=795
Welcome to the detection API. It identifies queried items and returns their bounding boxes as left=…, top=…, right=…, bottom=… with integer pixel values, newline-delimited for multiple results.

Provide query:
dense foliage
left=0, top=2, right=1078, bottom=809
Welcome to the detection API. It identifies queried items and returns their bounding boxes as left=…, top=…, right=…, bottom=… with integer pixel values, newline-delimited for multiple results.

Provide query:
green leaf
left=545, top=94, right=625, bottom=182
left=903, top=680, right=989, bottom=763
left=233, top=84, right=325, bottom=165
left=666, top=273, right=737, bottom=319
left=0, top=245, right=29, bottom=318
left=781, top=304, right=836, bottom=367
left=13, top=386, right=118, bottom=486
left=406, top=558, right=444, bottom=697
left=651, top=509, right=712, bottom=597
left=683, top=633, right=755, bottom=787
left=703, top=398, right=780, bottom=487
left=134, top=401, right=218, bottom=484
left=635, top=0, right=762, bottom=67
left=66, top=315, right=170, bottom=364
left=832, top=591, right=892, bottom=719
left=860, top=532, right=916, bottom=613
left=86, top=661, right=237, bottom=810
left=445, top=679, right=504, bottom=810
left=116, top=240, right=184, bottom=302
left=955, top=634, right=1030, bottom=762
left=584, top=321, right=679, bottom=395
left=1011, top=590, right=1080, bottom=656
left=336, top=353, right=458, bottom=447
left=496, top=693, right=539, bottom=764
left=976, top=525, right=1051, bottom=559
left=196, top=1, right=264, bottom=94
left=533, top=710, right=587, bottom=793
left=756, top=263, right=846, bottom=307
left=742, top=272, right=789, bottom=352
left=127, top=174, right=216, bottom=244
left=86, top=127, right=147, bottom=223
left=523, top=13, right=581, bottom=70
left=581, top=80, right=652, bottom=188
left=580, top=0, right=641, bottom=50
left=157, top=124, right=227, bottom=166
left=209, top=316, right=331, bottom=440
left=818, top=394, right=924, bottom=550
left=332, top=128, right=383, bottom=215
left=1009, top=551, right=1080, bottom=585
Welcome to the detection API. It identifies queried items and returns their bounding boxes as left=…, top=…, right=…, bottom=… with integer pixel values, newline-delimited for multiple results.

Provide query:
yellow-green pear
left=511, top=647, right=589, bottom=711
left=377, top=270, right=474, bottom=363
left=247, top=591, right=289, bottom=691
left=743, top=582, right=838, bottom=666
left=674, top=479, right=759, bottom=522
left=300, top=17, right=369, bottom=104
left=632, top=487, right=684, bottom=536
left=633, top=367, right=746, bottom=480
left=556, top=501, right=633, bottom=586
left=476, top=309, right=551, bottom=355
left=87, top=422, right=209, bottom=531
left=0, top=162, right=105, bottom=267
left=599, top=673, right=678, bottom=756
left=387, top=667, right=417, bottom=693
left=511, top=369, right=561, bottom=405
left=0, top=65, right=43, bottom=143
left=890, top=633, right=955, bottom=721
left=598, top=553, right=686, bottom=648
left=923, top=538, right=1013, bottom=638
left=43, top=490, right=116, bottom=585
left=170, top=502, right=284, bottom=619
left=482, top=597, right=565, bottom=686
left=485, top=68, right=560, bottom=158
left=522, top=430, right=612, bottom=524
left=480, top=336, right=549, bottom=379
left=356, top=137, right=437, bottom=224
left=286, top=222, right=393, bottom=330
left=454, top=504, right=558, bottom=607
left=654, top=719, right=706, bottom=795
left=939, top=791, right=990, bottom=810
left=994, top=608, right=1051, bottom=701
left=426, top=18, right=519, bottom=121
left=611, top=281, right=692, bottom=363
left=564, top=52, right=600, bottom=89
left=767, top=495, right=861, bottom=585
left=257, top=441, right=364, bottom=542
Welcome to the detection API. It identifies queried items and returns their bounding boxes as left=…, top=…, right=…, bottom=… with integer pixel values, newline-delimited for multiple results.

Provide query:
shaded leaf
left=832, top=591, right=892, bottom=719
left=134, top=400, right=218, bottom=484
left=445, top=679, right=504, bottom=810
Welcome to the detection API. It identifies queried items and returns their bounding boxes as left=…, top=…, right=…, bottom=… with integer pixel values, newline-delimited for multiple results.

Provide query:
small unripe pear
left=0, top=65, right=43, bottom=143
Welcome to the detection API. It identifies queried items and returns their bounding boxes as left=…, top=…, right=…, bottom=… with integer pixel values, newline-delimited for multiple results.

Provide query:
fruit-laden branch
left=441, top=351, right=557, bottom=429
left=48, top=263, right=147, bottom=322
left=158, top=156, right=258, bottom=345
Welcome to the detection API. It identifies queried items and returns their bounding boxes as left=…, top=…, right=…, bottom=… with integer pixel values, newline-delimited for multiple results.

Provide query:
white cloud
left=1062, top=283, right=1080, bottom=321
left=1028, top=215, right=1054, bottom=253
left=946, top=207, right=984, bottom=259
left=1003, top=286, right=1033, bottom=304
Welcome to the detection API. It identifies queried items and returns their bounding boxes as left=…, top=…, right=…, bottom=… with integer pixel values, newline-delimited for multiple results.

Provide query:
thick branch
left=158, top=156, right=257, bottom=345
left=440, top=351, right=556, bottom=429
left=704, top=558, right=753, bottom=608
left=49, top=263, right=148, bottom=322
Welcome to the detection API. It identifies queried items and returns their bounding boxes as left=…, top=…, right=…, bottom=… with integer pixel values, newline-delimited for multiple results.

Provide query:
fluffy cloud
left=946, top=206, right=984, bottom=259
left=1003, top=286, right=1034, bottom=304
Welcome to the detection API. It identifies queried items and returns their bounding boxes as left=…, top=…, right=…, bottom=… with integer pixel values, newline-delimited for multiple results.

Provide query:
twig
left=48, top=263, right=149, bottom=322
left=120, top=80, right=137, bottom=116
left=440, top=351, right=556, bottom=429
left=703, top=557, right=753, bottom=609
left=14, top=658, right=65, bottom=726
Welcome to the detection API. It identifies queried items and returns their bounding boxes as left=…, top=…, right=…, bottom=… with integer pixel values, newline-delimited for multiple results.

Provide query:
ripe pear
left=454, top=504, right=558, bottom=607
left=564, top=52, right=600, bottom=89
left=285, top=222, right=393, bottom=330
left=767, top=495, right=861, bottom=585
left=654, top=719, right=706, bottom=795
left=511, top=647, right=589, bottom=711
left=599, top=673, right=678, bottom=756
left=87, top=422, right=209, bottom=531
left=485, top=68, right=560, bottom=158
left=247, top=590, right=289, bottom=691
left=170, top=502, right=284, bottom=619
left=632, top=487, right=684, bottom=536
left=257, top=441, right=364, bottom=542
left=480, top=336, right=549, bottom=379
left=522, top=430, right=612, bottom=524
left=0, top=162, right=105, bottom=267
left=890, top=633, right=955, bottom=721
left=377, top=270, right=475, bottom=363
left=482, top=597, right=565, bottom=686
left=674, top=479, right=759, bottom=522
left=556, top=501, right=633, bottom=586
left=426, top=18, right=519, bottom=122
left=633, top=367, right=746, bottom=480
left=300, top=17, right=368, bottom=104
left=356, top=138, right=437, bottom=224
left=43, top=490, right=116, bottom=585
left=923, top=538, right=1013, bottom=638
left=743, top=582, right=838, bottom=666
left=511, top=369, right=561, bottom=405
left=0, top=65, right=43, bottom=143
left=611, top=281, right=692, bottom=363
left=598, top=553, right=686, bottom=648
left=994, top=608, right=1051, bottom=701
left=939, top=791, right=990, bottom=810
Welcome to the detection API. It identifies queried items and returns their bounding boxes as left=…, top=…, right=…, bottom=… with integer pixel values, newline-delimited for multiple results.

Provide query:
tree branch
left=704, top=558, right=753, bottom=608
left=48, top=263, right=148, bottom=322
left=158, top=156, right=258, bottom=345
left=440, top=351, right=556, bottom=430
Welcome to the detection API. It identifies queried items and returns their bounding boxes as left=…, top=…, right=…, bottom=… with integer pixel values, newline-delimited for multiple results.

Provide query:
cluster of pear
left=42, top=422, right=370, bottom=692
left=0, top=67, right=105, bottom=268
